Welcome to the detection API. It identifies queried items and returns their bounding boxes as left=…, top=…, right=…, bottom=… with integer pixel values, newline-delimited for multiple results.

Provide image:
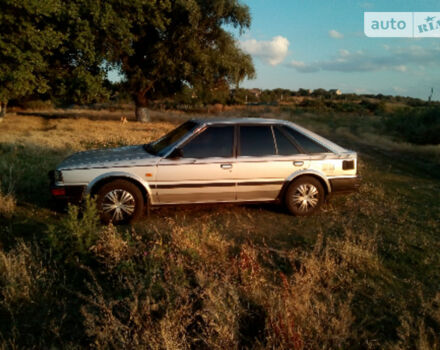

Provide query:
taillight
left=51, top=188, right=66, bottom=196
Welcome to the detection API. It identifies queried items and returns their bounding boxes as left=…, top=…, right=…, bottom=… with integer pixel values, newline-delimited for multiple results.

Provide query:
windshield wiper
left=143, top=143, right=156, bottom=155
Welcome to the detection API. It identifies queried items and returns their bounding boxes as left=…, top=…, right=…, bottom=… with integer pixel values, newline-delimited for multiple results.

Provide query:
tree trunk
left=135, top=106, right=150, bottom=122
left=135, top=90, right=150, bottom=123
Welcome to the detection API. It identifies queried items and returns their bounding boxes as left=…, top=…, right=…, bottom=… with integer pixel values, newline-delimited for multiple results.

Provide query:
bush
left=359, top=99, right=386, bottom=115
left=299, top=98, right=328, bottom=112
left=47, top=196, right=101, bottom=263
left=326, top=101, right=365, bottom=114
left=384, top=106, right=440, bottom=145
left=18, top=99, right=54, bottom=110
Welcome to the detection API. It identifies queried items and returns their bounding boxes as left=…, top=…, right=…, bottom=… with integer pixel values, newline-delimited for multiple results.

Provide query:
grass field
left=0, top=107, right=439, bottom=349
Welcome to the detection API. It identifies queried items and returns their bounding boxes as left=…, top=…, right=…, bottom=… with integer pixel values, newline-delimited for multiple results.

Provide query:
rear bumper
left=329, top=176, right=361, bottom=193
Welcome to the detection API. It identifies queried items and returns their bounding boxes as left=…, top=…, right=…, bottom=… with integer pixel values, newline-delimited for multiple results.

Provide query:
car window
left=239, top=125, right=276, bottom=157
left=150, top=121, right=198, bottom=156
left=182, top=126, right=234, bottom=158
left=274, top=127, right=300, bottom=155
left=281, top=126, right=329, bottom=153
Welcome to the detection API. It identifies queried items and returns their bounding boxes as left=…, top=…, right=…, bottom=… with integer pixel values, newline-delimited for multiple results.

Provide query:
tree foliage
left=102, top=0, right=255, bottom=120
left=0, top=0, right=63, bottom=114
left=0, top=0, right=255, bottom=118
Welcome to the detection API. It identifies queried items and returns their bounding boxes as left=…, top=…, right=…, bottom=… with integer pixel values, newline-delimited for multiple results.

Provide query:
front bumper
left=329, top=176, right=361, bottom=193
left=49, top=170, right=85, bottom=205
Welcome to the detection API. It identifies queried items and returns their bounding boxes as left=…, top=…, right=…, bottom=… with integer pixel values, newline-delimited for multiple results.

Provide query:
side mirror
left=168, top=148, right=183, bottom=159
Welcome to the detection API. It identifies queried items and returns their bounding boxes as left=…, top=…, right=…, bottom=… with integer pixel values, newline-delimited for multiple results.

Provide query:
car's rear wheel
left=96, top=180, right=144, bottom=224
left=285, top=176, right=325, bottom=216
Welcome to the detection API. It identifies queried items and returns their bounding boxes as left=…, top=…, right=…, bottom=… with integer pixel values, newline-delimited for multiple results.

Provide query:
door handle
left=293, top=161, right=304, bottom=167
left=221, top=163, right=233, bottom=169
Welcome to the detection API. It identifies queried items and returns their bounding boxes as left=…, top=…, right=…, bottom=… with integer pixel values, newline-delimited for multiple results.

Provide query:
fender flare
left=86, top=171, right=153, bottom=199
left=279, top=169, right=331, bottom=200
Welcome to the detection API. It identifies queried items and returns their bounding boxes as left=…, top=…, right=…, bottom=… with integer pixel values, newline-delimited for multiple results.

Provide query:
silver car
left=49, top=118, right=360, bottom=223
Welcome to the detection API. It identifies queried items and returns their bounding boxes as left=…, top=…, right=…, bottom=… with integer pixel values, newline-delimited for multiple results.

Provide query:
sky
left=234, top=0, right=440, bottom=100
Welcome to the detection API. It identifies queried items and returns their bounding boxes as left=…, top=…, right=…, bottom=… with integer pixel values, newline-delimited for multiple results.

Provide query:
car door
left=235, top=124, right=309, bottom=201
left=279, top=124, right=332, bottom=176
left=155, top=125, right=236, bottom=204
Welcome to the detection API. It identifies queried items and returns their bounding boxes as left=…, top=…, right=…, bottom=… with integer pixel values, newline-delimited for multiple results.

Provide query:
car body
left=49, top=118, right=360, bottom=222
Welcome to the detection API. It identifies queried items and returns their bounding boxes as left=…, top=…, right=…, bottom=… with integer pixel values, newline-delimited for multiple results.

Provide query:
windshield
left=144, top=121, right=198, bottom=156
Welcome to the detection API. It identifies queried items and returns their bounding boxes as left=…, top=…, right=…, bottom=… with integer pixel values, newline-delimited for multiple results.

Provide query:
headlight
left=54, top=170, right=63, bottom=182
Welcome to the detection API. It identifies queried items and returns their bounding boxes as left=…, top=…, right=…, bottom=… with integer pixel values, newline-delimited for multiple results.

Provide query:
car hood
left=57, top=145, right=158, bottom=170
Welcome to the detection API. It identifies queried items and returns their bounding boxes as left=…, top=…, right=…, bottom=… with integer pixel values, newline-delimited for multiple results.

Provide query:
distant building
left=248, top=88, right=262, bottom=98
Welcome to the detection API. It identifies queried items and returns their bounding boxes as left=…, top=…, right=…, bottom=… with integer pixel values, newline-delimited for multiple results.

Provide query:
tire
left=285, top=176, right=325, bottom=216
left=96, top=179, right=144, bottom=224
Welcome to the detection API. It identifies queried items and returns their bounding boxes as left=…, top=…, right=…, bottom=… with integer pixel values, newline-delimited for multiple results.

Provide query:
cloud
left=329, top=29, right=344, bottom=39
left=287, top=46, right=440, bottom=73
left=240, top=36, right=289, bottom=66
left=391, top=86, right=407, bottom=93
left=289, top=60, right=319, bottom=73
left=394, top=65, right=407, bottom=72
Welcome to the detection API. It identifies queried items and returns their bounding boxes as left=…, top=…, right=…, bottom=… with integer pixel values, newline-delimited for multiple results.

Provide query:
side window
left=182, top=126, right=234, bottom=158
left=281, top=126, right=329, bottom=153
left=240, top=125, right=276, bottom=157
left=274, top=127, right=300, bottom=155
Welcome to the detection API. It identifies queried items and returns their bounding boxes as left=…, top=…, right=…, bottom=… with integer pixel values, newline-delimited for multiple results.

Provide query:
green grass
left=0, top=109, right=439, bottom=349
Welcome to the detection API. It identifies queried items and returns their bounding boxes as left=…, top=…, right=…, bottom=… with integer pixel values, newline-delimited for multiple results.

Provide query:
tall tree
left=0, top=0, right=63, bottom=117
left=105, top=0, right=255, bottom=121
left=0, top=0, right=254, bottom=121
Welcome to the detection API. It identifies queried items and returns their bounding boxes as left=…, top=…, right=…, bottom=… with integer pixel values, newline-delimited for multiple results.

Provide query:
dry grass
left=0, top=113, right=175, bottom=151
left=0, top=241, right=44, bottom=308
left=77, top=216, right=374, bottom=349
left=0, top=107, right=439, bottom=348
left=0, top=190, right=15, bottom=219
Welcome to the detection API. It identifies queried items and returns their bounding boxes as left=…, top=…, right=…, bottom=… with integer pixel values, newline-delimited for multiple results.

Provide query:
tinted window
left=182, top=126, right=234, bottom=158
left=240, top=126, right=276, bottom=156
left=150, top=121, right=198, bottom=156
left=281, top=126, right=329, bottom=153
left=274, top=127, right=300, bottom=155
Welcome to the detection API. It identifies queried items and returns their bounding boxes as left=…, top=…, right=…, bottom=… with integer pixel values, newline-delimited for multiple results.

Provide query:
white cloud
left=329, top=29, right=344, bottom=39
left=240, top=36, right=289, bottom=66
left=287, top=46, right=440, bottom=73
left=289, top=60, right=319, bottom=73
left=394, top=65, right=407, bottom=72
left=392, top=86, right=407, bottom=93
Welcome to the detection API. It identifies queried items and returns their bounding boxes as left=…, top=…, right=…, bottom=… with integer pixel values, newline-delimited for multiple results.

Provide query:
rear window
left=281, top=126, right=329, bottom=153
left=274, top=127, right=300, bottom=155
left=239, top=125, right=276, bottom=157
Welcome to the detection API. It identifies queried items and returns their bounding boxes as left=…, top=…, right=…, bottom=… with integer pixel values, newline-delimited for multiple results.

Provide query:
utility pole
left=428, top=87, right=434, bottom=102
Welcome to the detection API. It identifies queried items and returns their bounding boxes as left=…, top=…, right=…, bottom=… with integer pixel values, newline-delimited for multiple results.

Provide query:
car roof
left=191, top=117, right=287, bottom=125
left=189, top=117, right=348, bottom=154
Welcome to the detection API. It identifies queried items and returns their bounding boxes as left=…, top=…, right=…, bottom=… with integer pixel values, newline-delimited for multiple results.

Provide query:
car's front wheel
left=285, top=176, right=325, bottom=216
left=96, top=180, right=144, bottom=224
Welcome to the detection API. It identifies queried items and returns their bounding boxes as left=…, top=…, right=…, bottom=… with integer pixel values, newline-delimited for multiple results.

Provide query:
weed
left=0, top=189, right=15, bottom=219
left=47, top=196, right=101, bottom=263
